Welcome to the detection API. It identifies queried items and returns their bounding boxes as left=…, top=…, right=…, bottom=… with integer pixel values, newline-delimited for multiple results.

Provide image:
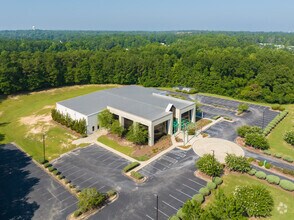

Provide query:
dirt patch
left=42, top=105, right=54, bottom=110
left=20, top=114, right=53, bottom=135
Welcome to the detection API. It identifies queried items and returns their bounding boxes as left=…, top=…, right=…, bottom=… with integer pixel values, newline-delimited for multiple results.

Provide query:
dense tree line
left=0, top=31, right=294, bottom=103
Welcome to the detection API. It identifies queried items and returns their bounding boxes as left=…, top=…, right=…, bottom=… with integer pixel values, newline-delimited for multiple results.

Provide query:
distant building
left=56, top=86, right=195, bottom=146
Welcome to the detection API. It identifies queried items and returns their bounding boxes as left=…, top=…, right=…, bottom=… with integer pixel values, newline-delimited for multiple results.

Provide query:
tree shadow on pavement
left=0, top=144, right=40, bottom=220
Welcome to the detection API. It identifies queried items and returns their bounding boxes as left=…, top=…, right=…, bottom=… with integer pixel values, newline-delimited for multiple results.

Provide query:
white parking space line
left=182, top=184, right=198, bottom=192
left=64, top=168, right=84, bottom=178
left=95, top=151, right=111, bottom=159
left=59, top=201, right=78, bottom=212
left=84, top=179, right=101, bottom=188
left=113, top=162, right=127, bottom=169
left=59, top=165, right=76, bottom=174
left=153, top=207, right=169, bottom=218
left=70, top=172, right=88, bottom=182
left=107, top=158, right=122, bottom=166
left=162, top=200, right=178, bottom=211
left=146, top=214, right=154, bottom=220
left=147, top=164, right=163, bottom=172
left=101, top=154, right=115, bottom=162
left=78, top=177, right=94, bottom=186
left=153, top=160, right=172, bottom=169
left=176, top=189, right=193, bottom=198
left=169, top=194, right=185, bottom=204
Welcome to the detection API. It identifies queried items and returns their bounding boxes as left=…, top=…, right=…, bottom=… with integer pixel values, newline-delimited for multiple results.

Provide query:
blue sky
left=0, top=0, right=293, bottom=31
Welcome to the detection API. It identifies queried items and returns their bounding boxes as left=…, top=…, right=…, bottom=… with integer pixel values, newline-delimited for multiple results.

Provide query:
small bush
left=131, top=171, right=144, bottom=180
left=247, top=157, right=255, bottom=163
left=274, top=153, right=282, bottom=158
left=284, top=131, right=294, bottom=145
left=52, top=169, right=59, bottom=175
left=110, top=120, right=124, bottom=137
left=44, top=162, right=52, bottom=168
left=78, top=188, right=106, bottom=213
left=238, top=103, right=249, bottom=114
left=126, top=123, right=148, bottom=145
left=40, top=159, right=48, bottom=164
left=271, top=104, right=285, bottom=111
left=266, top=175, right=280, bottom=185
left=212, top=115, right=221, bottom=120
left=176, top=208, right=184, bottom=219
left=73, top=209, right=83, bottom=217
left=265, top=163, right=271, bottom=169
left=123, top=162, right=140, bottom=173
left=279, top=179, right=294, bottom=191
left=225, top=154, right=251, bottom=173
left=59, top=175, right=65, bottom=180
left=263, top=150, right=272, bottom=155
left=199, top=187, right=210, bottom=196
left=64, top=179, right=71, bottom=184
left=255, top=171, right=267, bottom=179
left=106, top=190, right=117, bottom=198
left=207, top=182, right=217, bottom=190
left=223, top=116, right=232, bottom=121
left=245, top=133, right=269, bottom=150
left=258, top=161, right=263, bottom=166
left=248, top=169, right=257, bottom=175
left=193, top=194, right=204, bottom=204
left=282, top=156, right=293, bottom=163
left=48, top=166, right=56, bottom=172
left=212, top=177, right=223, bottom=185
left=196, top=154, right=223, bottom=177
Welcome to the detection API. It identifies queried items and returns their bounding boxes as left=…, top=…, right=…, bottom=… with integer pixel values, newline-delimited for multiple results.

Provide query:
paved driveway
left=53, top=144, right=205, bottom=220
left=0, top=144, right=77, bottom=220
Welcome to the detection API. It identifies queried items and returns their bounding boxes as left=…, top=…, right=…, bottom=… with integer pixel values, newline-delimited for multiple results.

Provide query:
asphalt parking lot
left=0, top=144, right=77, bottom=220
left=52, top=144, right=131, bottom=193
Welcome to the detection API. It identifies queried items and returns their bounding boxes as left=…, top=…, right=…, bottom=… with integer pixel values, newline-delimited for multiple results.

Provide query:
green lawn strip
left=205, top=173, right=294, bottom=220
left=267, top=104, right=294, bottom=158
left=0, top=85, right=116, bottom=161
left=97, top=135, right=134, bottom=157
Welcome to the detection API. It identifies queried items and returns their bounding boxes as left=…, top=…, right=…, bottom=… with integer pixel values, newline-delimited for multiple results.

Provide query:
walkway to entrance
left=192, top=138, right=244, bottom=163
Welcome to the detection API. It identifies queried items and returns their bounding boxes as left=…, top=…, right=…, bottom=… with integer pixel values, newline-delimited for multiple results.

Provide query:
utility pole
left=42, top=133, right=46, bottom=162
left=155, top=194, right=159, bottom=220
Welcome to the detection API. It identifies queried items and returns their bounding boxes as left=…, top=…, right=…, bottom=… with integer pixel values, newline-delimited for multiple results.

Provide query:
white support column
left=119, top=115, right=124, bottom=127
left=148, top=124, right=154, bottom=146
left=168, top=118, right=173, bottom=135
left=191, top=106, right=196, bottom=123
left=177, top=110, right=182, bottom=132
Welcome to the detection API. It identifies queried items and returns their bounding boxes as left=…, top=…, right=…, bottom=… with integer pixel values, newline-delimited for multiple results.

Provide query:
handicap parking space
left=52, top=144, right=131, bottom=194
left=0, top=144, right=77, bottom=220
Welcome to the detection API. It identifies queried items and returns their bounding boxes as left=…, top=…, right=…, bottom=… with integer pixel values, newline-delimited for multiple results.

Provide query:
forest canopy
left=0, top=30, right=293, bottom=103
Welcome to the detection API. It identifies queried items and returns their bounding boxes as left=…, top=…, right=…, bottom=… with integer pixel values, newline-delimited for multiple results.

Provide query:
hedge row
left=263, top=110, right=288, bottom=136
left=262, top=150, right=293, bottom=163
left=123, top=162, right=140, bottom=173
left=130, top=171, right=144, bottom=180
left=248, top=168, right=294, bottom=192
left=51, top=109, right=87, bottom=136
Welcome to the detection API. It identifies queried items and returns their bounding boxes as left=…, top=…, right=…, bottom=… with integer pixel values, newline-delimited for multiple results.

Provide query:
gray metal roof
left=57, top=85, right=194, bottom=121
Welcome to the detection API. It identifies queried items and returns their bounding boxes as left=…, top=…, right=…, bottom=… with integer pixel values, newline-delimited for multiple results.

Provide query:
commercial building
left=56, top=85, right=196, bottom=146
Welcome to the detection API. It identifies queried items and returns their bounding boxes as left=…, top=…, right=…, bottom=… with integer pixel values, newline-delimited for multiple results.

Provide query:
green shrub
left=279, top=179, right=294, bottom=191
left=247, top=157, right=255, bottom=163
left=263, top=111, right=288, bottom=136
left=223, top=116, right=233, bottom=121
left=44, top=162, right=52, bottom=168
left=234, top=185, right=274, bottom=217
left=282, top=156, right=293, bottom=163
left=274, top=153, right=282, bottom=158
left=106, top=190, right=117, bottom=198
left=265, top=162, right=271, bottom=169
left=212, top=115, right=221, bottom=120
left=207, top=182, right=217, bottom=190
left=48, top=166, right=56, bottom=172
left=131, top=171, right=144, bottom=180
left=123, top=162, right=140, bottom=173
left=78, top=188, right=106, bottom=212
left=73, top=209, right=83, bottom=217
left=126, top=123, right=148, bottom=145
left=195, top=154, right=223, bottom=177
left=225, top=154, right=251, bottom=173
left=188, top=126, right=196, bottom=135
left=199, top=187, right=210, bottom=196
left=212, top=177, right=223, bottom=185
left=110, top=120, right=124, bottom=137
left=238, top=103, right=249, bottom=114
left=255, top=171, right=267, bottom=179
left=258, top=161, right=263, bottom=166
left=97, top=109, right=114, bottom=129
left=266, top=175, right=280, bottom=185
left=169, top=215, right=180, bottom=220
left=64, top=179, right=71, bottom=184
left=52, top=169, right=59, bottom=175
left=176, top=208, right=184, bottom=219
left=245, top=133, right=269, bottom=150
left=263, top=150, right=272, bottom=155
left=271, top=104, right=285, bottom=111
left=284, top=130, right=294, bottom=146
left=248, top=169, right=257, bottom=175
left=193, top=194, right=204, bottom=204
left=237, top=126, right=263, bottom=138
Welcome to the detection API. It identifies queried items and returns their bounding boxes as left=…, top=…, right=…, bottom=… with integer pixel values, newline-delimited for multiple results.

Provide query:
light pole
left=42, top=133, right=46, bottom=162
left=211, top=150, right=215, bottom=157
left=155, top=194, right=159, bottom=220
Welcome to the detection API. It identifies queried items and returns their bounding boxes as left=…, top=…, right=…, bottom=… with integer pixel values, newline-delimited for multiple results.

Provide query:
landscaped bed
left=97, top=133, right=172, bottom=161
left=204, top=173, right=294, bottom=220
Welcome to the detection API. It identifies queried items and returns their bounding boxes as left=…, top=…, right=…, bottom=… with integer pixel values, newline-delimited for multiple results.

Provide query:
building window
left=92, top=126, right=95, bottom=131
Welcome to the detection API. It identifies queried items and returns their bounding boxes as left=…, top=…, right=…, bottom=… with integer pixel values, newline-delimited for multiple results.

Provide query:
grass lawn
left=97, top=135, right=134, bottom=157
left=268, top=104, right=294, bottom=158
left=0, top=84, right=117, bottom=161
left=205, top=173, right=294, bottom=220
